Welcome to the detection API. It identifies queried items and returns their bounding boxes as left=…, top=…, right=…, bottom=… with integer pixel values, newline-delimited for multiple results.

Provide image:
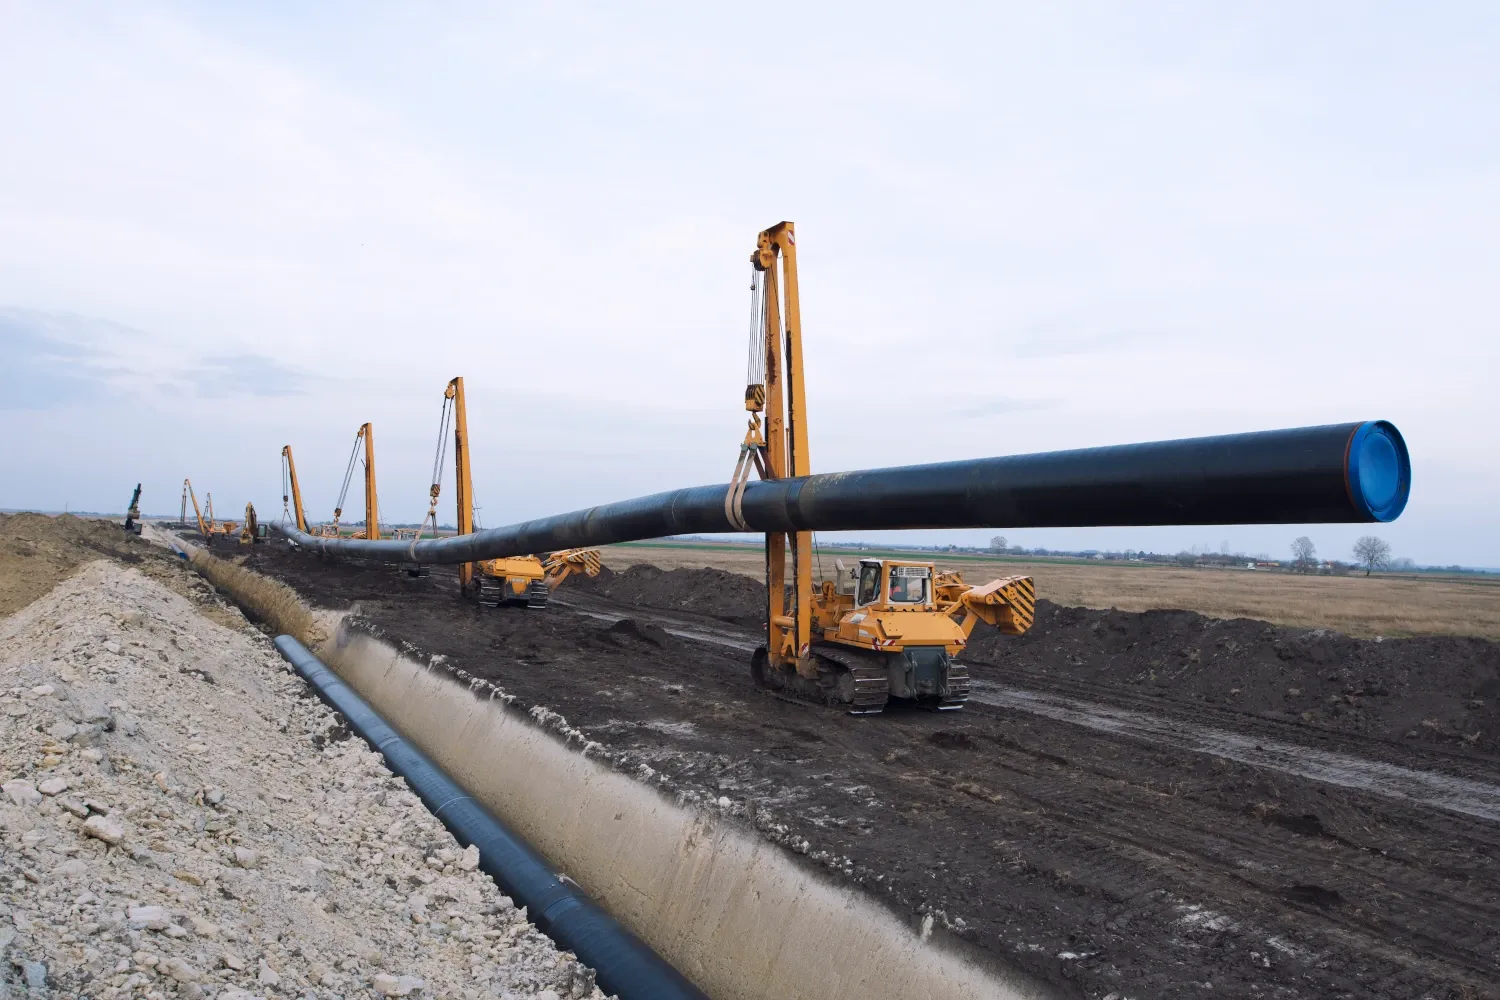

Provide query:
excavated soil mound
left=0, top=513, right=200, bottom=618
left=965, top=601, right=1500, bottom=750
left=581, top=563, right=1500, bottom=751
left=571, top=564, right=767, bottom=627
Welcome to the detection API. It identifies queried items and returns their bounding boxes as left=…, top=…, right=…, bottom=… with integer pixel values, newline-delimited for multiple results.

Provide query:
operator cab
left=855, top=560, right=934, bottom=609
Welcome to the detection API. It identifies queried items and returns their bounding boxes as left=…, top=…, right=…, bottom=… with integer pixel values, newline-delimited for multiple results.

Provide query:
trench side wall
left=320, top=625, right=1051, bottom=1000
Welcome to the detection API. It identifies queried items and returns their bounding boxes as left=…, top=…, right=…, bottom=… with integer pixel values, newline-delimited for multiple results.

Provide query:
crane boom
left=362, top=422, right=380, bottom=541
left=183, top=479, right=209, bottom=538
left=281, top=446, right=309, bottom=533
left=752, top=222, right=815, bottom=676
left=331, top=423, right=381, bottom=539
left=448, top=377, right=476, bottom=592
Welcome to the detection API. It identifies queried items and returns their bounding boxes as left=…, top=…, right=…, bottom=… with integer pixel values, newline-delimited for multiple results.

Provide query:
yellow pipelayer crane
left=182, top=479, right=211, bottom=537
left=280, top=446, right=309, bottom=534
left=736, top=222, right=1035, bottom=713
left=422, top=377, right=599, bottom=608
left=203, top=493, right=238, bottom=538
left=324, top=423, right=381, bottom=540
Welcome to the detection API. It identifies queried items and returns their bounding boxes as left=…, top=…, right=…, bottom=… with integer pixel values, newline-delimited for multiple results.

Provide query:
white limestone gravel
left=0, top=560, right=609, bottom=999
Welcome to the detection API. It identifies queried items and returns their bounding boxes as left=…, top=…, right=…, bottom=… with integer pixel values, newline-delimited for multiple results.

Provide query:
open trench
left=220, top=539, right=1500, bottom=1000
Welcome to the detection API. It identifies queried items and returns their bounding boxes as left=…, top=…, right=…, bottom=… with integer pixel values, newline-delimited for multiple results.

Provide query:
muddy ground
left=231, top=540, right=1500, bottom=1000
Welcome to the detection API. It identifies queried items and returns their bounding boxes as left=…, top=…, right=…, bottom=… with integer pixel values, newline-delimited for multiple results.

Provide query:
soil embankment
left=583, top=564, right=1500, bottom=750
left=232, top=541, right=1500, bottom=1000
left=0, top=513, right=216, bottom=620
left=966, top=600, right=1500, bottom=750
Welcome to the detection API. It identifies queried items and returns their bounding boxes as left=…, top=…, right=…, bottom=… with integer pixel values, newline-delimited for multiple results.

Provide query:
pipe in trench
left=275, top=420, right=1410, bottom=565
left=271, top=635, right=709, bottom=1000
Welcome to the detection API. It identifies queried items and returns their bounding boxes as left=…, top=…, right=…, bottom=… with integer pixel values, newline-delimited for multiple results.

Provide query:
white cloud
left=0, top=2, right=1495, bottom=565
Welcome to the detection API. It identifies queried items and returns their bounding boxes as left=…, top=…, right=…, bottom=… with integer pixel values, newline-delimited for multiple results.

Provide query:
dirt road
left=236, top=541, right=1500, bottom=1000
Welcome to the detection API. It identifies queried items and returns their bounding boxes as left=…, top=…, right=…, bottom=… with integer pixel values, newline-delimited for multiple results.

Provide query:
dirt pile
left=0, top=560, right=605, bottom=998
left=570, top=563, right=1500, bottom=751
left=571, top=564, right=766, bottom=627
left=965, top=600, right=1500, bottom=749
left=1, top=513, right=160, bottom=616
left=0, top=514, right=248, bottom=632
left=567, top=563, right=1500, bottom=749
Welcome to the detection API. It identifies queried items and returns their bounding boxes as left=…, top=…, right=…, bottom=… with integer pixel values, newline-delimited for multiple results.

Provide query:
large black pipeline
left=277, top=420, right=1410, bottom=565
left=271, top=635, right=709, bottom=1000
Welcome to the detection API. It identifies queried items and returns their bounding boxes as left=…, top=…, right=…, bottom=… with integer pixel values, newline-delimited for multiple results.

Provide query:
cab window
left=888, top=566, right=930, bottom=604
left=856, top=563, right=882, bottom=605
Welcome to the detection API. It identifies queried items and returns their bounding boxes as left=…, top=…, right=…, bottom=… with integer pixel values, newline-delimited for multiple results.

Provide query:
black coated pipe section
left=271, top=635, right=709, bottom=1000
left=276, top=420, right=1410, bottom=565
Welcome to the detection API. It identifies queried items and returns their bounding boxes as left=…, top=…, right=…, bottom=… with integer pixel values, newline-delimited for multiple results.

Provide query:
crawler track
left=236, top=543, right=1500, bottom=1000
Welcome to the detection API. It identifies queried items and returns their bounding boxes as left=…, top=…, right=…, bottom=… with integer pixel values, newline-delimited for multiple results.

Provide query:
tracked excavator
left=418, top=376, right=601, bottom=608
left=734, top=222, right=1035, bottom=713
left=122, top=484, right=143, bottom=535
left=239, top=503, right=262, bottom=545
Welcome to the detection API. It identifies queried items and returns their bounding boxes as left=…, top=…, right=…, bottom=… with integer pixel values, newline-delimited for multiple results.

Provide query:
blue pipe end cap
left=1346, top=421, right=1410, bottom=522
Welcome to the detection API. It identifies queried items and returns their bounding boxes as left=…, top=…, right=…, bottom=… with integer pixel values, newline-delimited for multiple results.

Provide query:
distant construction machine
left=421, top=376, right=600, bottom=608
left=280, top=446, right=309, bottom=533
left=194, top=491, right=237, bottom=539
left=733, top=222, right=1036, bottom=713
left=122, top=484, right=143, bottom=535
left=240, top=503, right=262, bottom=545
left=181, top=480, right=210, bottom=537
left=325, top=423, right=380, bottom=540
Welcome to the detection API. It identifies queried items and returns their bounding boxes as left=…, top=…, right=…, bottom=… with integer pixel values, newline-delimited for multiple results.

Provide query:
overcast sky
left=2, top=3, right=1495, bottom=566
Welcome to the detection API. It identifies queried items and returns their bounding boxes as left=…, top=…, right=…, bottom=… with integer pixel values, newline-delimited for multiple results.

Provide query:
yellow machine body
left=812, top=561, right=1036, bottom=655
left=436, top=377, right=600, bottom=609
left=475, top=556, right=548, bottom=598
left=239, top=503, right=260, bottom=545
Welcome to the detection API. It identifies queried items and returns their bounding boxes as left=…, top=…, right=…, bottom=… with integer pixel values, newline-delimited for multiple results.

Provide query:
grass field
left=600, top=541, right=1500, bottom=641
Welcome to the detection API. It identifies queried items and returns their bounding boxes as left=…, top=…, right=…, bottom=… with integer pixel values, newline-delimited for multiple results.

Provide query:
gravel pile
left=0, top=559, right=607, bottom=1000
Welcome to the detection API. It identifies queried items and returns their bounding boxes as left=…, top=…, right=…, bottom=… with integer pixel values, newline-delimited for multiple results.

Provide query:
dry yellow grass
left=601, top=542, right=1500, bottom=641
left=190, top=549, right=325, bottom=648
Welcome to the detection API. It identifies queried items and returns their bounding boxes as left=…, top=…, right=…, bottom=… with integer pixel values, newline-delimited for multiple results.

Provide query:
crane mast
left=750, top=222, right=815, bottom=676
left=281, top=445, right=309, bottom=533
left=447, top=377, right=476, bottom=593
left=183, top=479, right=209, bottom=538
left=361, top=422, right=380, bottom=541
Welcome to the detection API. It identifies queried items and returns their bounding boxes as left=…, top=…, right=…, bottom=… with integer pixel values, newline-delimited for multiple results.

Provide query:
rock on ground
left=0, top=559, right=608, bottom=999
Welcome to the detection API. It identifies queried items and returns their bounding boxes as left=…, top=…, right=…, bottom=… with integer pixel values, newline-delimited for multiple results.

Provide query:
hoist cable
left=334, top=429, right=362, bottom=516
left=746, top=268, right=766, bottom=386
left=430, top=396, right=454, bottom=493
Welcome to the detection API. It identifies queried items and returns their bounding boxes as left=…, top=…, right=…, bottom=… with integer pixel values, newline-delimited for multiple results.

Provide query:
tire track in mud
left=967, top=682, right=1500, bottom=822
left=559, top=593, right=1500, bottom=993
left=947, top=719, right=1500, bottom=987
left=562, top=594, right=1500, bottom=822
